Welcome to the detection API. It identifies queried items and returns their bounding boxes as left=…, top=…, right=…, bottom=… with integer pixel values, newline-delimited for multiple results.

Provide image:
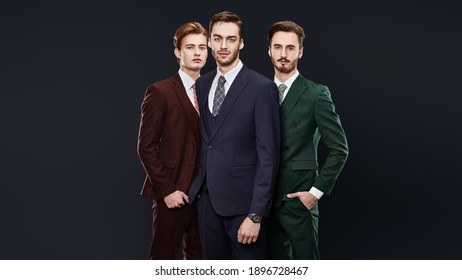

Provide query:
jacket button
left=190, top=161, right=194, bottom=165
left=209, top=145, right=213, bottom=149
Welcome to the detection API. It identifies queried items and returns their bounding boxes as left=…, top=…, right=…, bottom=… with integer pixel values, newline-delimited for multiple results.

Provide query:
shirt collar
left=178, top=68, right=196, bottom=91
left=215, top=60, right=243, bottom=86
left=274, top=70, right=300, bottom=90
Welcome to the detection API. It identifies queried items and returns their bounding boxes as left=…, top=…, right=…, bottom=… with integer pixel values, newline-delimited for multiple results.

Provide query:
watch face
left=250, top=214, right=262, bottom=223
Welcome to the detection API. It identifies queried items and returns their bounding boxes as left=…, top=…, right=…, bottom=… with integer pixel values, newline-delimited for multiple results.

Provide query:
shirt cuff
left=309, top=187, right=324, bottom=199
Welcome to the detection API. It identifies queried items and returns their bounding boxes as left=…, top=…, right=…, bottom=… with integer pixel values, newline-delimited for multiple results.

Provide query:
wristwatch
left=247, top=213, right=262, bottom=223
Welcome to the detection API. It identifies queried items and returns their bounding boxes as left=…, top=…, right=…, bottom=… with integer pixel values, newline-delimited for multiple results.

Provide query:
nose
left=220, top=40, right=227, bottom=50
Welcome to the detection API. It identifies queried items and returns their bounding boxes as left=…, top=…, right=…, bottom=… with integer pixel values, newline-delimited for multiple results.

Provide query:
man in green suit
left=267, top=20, right=349, bottom=259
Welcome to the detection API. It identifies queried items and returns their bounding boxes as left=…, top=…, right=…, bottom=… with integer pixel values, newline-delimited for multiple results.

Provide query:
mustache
left=277, top=58, right=290, bottom=62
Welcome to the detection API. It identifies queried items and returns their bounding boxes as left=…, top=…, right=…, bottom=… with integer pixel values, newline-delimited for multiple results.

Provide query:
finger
left=182, top=193, right=189, bottom=203
left=286, top=192, right=298, bottom=198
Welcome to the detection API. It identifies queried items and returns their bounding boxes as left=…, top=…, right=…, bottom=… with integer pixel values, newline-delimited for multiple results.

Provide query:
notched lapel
left=281, top=75, right=307, bottom=119
left=209, top=70, right=248, bottom=141
left=172, top=75, right=200, bottom=141
left=199, top=72, right=216, bottom=142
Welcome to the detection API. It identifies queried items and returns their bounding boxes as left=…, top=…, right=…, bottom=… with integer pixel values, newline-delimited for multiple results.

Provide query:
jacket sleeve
left=313, top=86, right=349, bottom=195
left=137, top=85, right=174, bottom=200
left=251, top=81, right=281, bottom=217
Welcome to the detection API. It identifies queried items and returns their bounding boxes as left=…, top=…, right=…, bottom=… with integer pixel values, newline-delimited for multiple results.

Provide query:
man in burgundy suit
left=137, top=22, right=208, bottom=259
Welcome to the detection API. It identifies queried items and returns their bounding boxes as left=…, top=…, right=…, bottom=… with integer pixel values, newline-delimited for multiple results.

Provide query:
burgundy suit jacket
left=137, top=73, right=201, bottom=200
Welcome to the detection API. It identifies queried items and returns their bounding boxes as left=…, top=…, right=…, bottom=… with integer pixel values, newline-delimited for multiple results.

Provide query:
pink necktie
left=192, top=83, right=200, bottom=116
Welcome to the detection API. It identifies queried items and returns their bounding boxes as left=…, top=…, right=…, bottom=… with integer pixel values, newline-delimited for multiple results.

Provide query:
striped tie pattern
left=278, top=83, right=287, bottom=105
left=192, top=83, right=199, bottom=116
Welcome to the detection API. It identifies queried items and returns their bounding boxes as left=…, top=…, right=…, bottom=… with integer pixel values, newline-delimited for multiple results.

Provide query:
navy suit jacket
left=188, top=65, right=280, bottom=217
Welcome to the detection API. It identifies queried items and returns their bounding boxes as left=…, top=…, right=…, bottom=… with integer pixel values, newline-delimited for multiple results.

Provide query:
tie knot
left=278, top=84, right=287, bottom=93
left=218, top=75, right=226, bottom=85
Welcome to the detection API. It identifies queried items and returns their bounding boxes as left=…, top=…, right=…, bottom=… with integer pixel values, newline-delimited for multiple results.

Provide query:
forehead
left=181, top=33, right=208, bottom=46
left=211, top=22, right=239, bottom=37
left=271, top=31, right=299, bottom=46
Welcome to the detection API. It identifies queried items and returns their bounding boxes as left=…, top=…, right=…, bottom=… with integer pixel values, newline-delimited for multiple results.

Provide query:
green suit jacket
left=272, top=74, right=349, bottom=208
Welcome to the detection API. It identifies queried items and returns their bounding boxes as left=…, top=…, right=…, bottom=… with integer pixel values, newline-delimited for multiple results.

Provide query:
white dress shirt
left=208, top=60, right=243, bottom=113
left=178, top=69, right=197, bottom=107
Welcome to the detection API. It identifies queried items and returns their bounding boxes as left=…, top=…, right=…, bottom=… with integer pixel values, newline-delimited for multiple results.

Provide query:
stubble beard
left=214, top=50, right=239, bottom=67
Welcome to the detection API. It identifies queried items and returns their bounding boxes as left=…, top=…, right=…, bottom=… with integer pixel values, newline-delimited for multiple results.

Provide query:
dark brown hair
left=267, top=20, right=305, bottom=48
left=209, top=11, right=244, bottom=39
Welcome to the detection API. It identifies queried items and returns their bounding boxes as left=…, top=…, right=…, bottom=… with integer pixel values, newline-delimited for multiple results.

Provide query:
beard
left=212, top=49, right=239, bottom=67
left=272, top=57, right=298, bottom=74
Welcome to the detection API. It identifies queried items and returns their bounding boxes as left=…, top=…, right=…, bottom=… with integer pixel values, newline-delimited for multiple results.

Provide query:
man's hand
left=287, top=191, right=318, bottom=210
left=164, top=190, right=189, bottom=209
left=237, top=218, right=260, bottom=244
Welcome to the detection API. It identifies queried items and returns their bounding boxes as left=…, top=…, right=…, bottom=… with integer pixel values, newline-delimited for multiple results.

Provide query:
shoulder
left=196, top=70, right=217, bottom=86
left=147, top=74, right=178, bottom=91
left=297, top=75, right=330, bottom=97
left=144, top=74, right=180, bottom=96
left=245, top=67, right=273, bottom=85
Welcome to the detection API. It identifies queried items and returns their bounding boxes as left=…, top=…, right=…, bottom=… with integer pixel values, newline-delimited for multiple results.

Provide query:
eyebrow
left=184, top=43, right=208, bottom=47
left=273, top=43, right=296, bottom=48
left=212, top=34, right=238, bottom=39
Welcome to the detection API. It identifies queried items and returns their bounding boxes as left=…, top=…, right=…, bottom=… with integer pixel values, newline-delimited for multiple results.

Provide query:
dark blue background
left=1, top=1, right=461, bottom=259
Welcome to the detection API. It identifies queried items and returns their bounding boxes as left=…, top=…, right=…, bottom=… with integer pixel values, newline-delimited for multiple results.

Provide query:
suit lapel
left=209, top=67, right=248, bottom=141
left=281, top=74, right=307, bottom=119
left=198, top=72, right=216, bottom=142
left=171, top=73, right=200, bottom=141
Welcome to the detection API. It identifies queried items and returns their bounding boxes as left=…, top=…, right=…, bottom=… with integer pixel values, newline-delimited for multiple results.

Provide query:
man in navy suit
left=188, top=11, right=280, bottom=259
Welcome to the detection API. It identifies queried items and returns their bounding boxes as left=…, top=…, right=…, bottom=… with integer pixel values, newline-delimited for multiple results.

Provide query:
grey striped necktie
left=212, top=75, right=226, bottom=116
left=278, top=83, right=287, bottom=105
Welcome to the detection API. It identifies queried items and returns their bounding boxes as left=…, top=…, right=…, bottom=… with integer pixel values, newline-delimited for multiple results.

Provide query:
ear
left=174, top=48, right=181, bottom=59
left=208, top=38, right=212, bottom=48
left=299, top=47, right=304, bottom=59
left=239, top=39, right=244, bottom=50
left=268, top=47, right=271, bottom=57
